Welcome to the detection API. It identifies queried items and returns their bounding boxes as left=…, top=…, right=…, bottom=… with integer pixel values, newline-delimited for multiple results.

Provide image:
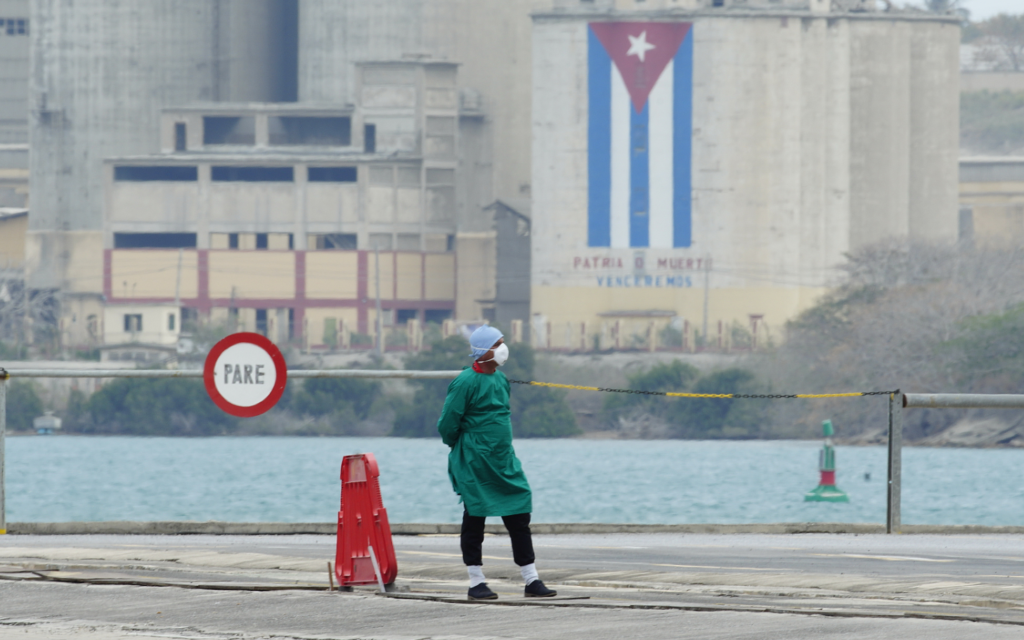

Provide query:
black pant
left=461, top=510, right=535, bottom=567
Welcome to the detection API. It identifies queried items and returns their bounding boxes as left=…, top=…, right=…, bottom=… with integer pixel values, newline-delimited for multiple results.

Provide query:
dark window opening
left=712, top=0, right=724, bottom=5
left=288, top=308, right=296, bottom=340
left=211, top=166, right=293, bottom=182
left=288, top=233, right=294, bottom=249
left=168, top=313, right=176, bottom=331
left=114, top=166, right=197, bottom=181
left=203, top=116, right=256, bottom=145
left=174, top=123, right=187, bottom=151
left=114, top=233, right=197, bottom=249
left=269, top=116, right=351, bottom=146
left=315, top=233, right=357, bottom=250
left=256, top=233, right=268, bottom=249
left=396, top=309, right=418, bottom=324
left=308, top=166, right=357, bottom=182
left=2, top=18, right=29, bottom=35
left=447, top=234, right=456, bottom=252
left=425, top=309, right=452, bottom=324
left=228, top=233, right=239, bottom=249
left=364, top=124, right=376, bottom=153
left=124, top=314, right=142, bottom=332
left=256, top=309, right=268, bottom=336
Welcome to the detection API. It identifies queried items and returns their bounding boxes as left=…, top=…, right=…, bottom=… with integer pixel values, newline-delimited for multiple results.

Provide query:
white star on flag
left=626, top=31, right=655, bottom=62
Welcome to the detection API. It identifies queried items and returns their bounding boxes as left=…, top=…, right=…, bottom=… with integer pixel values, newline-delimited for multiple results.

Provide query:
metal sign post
left=1, top=370, right=7, bottom=535
left=886, top=391, right=903, bottom=534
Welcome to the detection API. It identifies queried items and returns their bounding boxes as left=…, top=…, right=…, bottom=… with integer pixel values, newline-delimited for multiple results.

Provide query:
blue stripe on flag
left=673, top=31, right=693, bottom=248
left=588, top=29, right=611, bottom=248
left=630, top=103, right=649, bottom=248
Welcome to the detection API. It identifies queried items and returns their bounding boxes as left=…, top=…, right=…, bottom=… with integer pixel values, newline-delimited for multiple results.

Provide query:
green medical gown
left=437, top=367, right=532, bottom=517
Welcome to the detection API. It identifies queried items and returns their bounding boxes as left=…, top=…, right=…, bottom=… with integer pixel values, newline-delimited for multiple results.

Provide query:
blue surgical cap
left=469, top=325, right=504, bottom=359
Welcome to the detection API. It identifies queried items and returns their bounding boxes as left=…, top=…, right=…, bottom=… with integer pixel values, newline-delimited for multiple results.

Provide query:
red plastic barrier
left=335, top=453, right=398, bottom=586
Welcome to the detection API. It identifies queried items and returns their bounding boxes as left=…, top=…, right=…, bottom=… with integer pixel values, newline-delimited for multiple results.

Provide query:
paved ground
left=3, top=532, right=1024, bottom=639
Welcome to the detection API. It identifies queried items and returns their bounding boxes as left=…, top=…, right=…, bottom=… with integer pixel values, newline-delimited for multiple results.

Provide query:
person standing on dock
left=436, top=325, right=557, bottom=600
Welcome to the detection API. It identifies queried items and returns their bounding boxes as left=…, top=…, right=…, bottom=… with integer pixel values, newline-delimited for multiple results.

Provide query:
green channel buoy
left=804, top=419, right=849, bottom=503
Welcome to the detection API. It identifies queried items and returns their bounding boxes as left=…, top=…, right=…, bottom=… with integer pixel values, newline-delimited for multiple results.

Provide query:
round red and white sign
left=203, top=332, right=288, bottom=417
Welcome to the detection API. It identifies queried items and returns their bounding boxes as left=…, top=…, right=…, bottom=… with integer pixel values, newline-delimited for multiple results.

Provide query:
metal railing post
left=0, top=369, right=7, bottom=534
left=886, top=390, right=903, bottom=534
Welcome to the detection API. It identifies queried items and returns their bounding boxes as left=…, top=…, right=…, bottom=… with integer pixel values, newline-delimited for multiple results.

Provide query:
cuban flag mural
left=588, top=22, right=693, bottom=249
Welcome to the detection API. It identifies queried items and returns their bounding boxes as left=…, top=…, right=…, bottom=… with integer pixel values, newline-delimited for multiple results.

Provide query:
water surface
left=5, top=437, right=1022, bottom=526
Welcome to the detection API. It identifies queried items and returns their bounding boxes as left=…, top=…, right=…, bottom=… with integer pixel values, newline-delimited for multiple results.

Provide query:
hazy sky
left=962, top=0, right=1022, bottom=20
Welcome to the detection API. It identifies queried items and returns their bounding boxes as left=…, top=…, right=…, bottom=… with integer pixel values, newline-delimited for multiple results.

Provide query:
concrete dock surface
left=3, top=531, right=1024, bottom=639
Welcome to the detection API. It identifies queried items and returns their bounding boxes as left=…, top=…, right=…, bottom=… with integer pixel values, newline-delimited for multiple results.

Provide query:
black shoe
left=468, top=583, right=498, bottom=600
left=524, top=580, right=557, bottom=597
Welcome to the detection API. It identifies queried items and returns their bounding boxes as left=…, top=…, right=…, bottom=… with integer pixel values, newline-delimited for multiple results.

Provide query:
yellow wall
left=209, top=251, right=295, bottom=299
left=306, top=252, right=359, bottom=299
left=111, top=250, right=198, bottom=298
left=0, top=213, right=26, bottom=266
left=425, top=253, right=456, bottom=300
left=396, top=253, right=421, bottom=299
left=455, top=234, right=493, bottom=318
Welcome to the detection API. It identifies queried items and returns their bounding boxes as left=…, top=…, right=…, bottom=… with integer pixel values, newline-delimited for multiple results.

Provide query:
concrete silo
left=27, top=0, right=299, bottom=325
left=29, top=0, right=218, bottom=295
left=530, top=4, right=960, bottom=347
left=298, top=0, right=543, bottom=321
left=215, top=0, right=298, bottom=103
left=297, top=0, right=460, bottom=105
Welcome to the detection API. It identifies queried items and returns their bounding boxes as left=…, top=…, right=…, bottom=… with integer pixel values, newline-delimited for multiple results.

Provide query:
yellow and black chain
left=508, top=379, right=896, bottom=400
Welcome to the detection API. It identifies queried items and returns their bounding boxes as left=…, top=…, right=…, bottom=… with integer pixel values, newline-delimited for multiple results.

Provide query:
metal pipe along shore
left=1, top=369, right=463, bottom=380
left=903, top=393, right=1024, bottom=409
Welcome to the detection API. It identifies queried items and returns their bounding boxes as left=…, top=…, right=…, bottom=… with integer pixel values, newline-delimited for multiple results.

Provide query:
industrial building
left=24, top=0, right=537, bottom=352
left=0, top=0, right=28, bottom=210
left=531, top=1, right=961, bottom=348
left=101, top=64, right=460, bottom=351
left=17, top=0, right=965, bottom=353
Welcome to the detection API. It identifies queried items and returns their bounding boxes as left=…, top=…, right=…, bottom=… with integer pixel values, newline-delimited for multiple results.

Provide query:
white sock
left=467, top=565, right=486, bottom=588
left=520, top=563, right=539, bottom=585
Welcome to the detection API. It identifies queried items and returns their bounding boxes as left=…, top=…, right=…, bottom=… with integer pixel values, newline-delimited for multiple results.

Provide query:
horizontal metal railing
left=903, top=393, right=1024, bottom=410
left=2, top=369, right=463, bottom=380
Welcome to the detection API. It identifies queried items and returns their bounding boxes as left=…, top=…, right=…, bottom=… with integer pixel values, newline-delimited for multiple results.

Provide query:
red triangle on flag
left=590, top=22, right=691, bottom=113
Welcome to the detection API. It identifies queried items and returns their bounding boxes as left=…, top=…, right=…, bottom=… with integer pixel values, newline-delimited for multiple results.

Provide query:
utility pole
left=173, top=247, right=183, bottom=331
left=374, top=247, right=384, bottom=357
left=702, top=255, right=710, bottom=347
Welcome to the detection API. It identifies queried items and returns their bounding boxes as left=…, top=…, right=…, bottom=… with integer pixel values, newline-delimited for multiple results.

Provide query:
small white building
left=103, top=303, right=180, bottom=347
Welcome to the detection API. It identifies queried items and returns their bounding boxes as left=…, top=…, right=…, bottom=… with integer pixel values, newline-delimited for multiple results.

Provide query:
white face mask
left=482, top=343, right=509, bottom=367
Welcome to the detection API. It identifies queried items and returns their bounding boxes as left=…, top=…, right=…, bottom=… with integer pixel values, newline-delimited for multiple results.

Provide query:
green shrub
left=350, top=332, right=373, bottom=346
left=602, top=360, right=700, bottom=419
left=290, top=376, right=381, bottom=419
left=7, top=380, right=43, bottom=431
left=503, top=343, right=580, bottom=438
left=601, top=360, right=763, bottom=438
left=680, top=368, right=762, bottom=438
left=0, top=341, right=27, bottom=360
left=70, top=378, right=238, bottom=435
left=392, top=335, right=469, bottom=437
